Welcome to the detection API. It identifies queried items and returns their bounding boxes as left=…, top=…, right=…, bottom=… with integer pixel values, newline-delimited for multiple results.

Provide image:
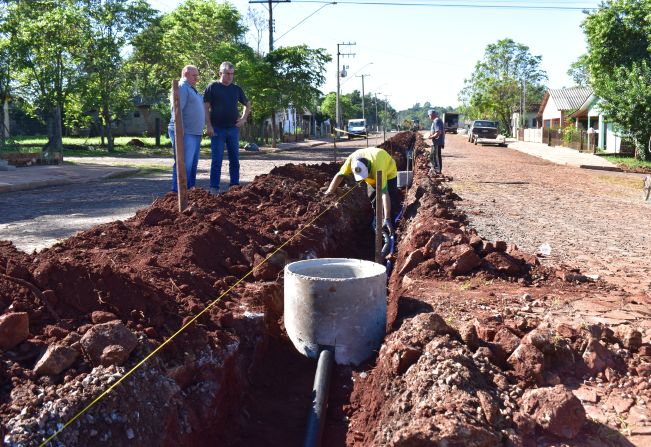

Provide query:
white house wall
left=542, top=96, right=562, bottom=122
left=605, top=122, right=622, bottom=153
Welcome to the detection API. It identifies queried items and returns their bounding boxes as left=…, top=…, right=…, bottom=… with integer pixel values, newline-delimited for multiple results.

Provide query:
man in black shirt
left=203, top=61, right=251, bottom=194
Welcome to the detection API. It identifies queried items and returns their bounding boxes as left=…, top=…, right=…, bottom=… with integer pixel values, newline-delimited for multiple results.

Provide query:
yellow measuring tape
left=39, top=181, right=361, bottom=447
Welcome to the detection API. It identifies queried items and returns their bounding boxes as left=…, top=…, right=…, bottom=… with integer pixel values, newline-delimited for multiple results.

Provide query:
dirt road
left=444, top=133, right=651, bottom=295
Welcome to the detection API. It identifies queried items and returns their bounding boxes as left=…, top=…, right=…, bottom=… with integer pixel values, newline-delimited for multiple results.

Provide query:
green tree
left=79, top=0, right=157, bottom=152
left=582, top=0, right=651, bottom=159
left=266, top=45, right=330, bottom=118
left=320, top=92, right=353, bottom=125
left=459, top=38, right=547, bottom=134
left=4, top=0, right=86, bottom=156
left=134, top=0, right=246, bottom=92
left=567, top=54, right=590, bottom=87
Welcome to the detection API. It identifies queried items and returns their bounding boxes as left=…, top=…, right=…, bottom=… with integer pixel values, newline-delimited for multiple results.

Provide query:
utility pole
left=374, top=93, right=379, bottom=132
left=249, top=0, right=290, bottom=147
left=522, top=80, right=527, bottom=130
left=357, top=73, right=370, bottom=147
left=356, top=73, right=370, bottom=120
left=383, top=94, right=391, bottom=143
left=336, top=42, right=355, bottom=138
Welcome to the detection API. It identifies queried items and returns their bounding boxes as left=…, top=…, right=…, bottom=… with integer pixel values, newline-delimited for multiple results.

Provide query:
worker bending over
left=325, top=147, right=399, bottom=234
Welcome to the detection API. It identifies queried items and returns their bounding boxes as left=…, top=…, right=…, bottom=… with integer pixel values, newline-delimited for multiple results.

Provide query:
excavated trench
left=3, top=131, right=645, bottom=446
left=0, top=133, right=416, bottom=446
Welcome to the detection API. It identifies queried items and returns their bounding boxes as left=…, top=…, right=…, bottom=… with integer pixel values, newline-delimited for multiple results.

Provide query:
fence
left=517, top=128, right=543, bottom=144
left=518, top=127, right=598, bottom=153
left=240, top=119, right=331, bottom=145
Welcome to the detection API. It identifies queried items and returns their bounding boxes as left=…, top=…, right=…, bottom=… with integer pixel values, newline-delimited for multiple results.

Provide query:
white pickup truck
left=347, top=119, right=367, bottom=139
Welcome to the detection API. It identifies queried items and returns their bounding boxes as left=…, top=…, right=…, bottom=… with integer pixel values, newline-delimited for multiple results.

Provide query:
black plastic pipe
left=303, top=347, right=335, bottom=447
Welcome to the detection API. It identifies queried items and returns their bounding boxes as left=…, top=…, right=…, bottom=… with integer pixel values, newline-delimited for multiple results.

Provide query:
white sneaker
left=209, top=187, right=221, bottom=195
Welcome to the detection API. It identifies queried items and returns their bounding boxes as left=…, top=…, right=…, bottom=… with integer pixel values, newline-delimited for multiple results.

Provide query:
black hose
left=303, top=346, right=335, bottom=447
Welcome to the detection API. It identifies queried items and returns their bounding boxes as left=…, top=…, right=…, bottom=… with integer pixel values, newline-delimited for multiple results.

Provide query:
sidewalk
left=0, top=138, right=331, bottom=193
left=0, top=164, right=140, bottom=193
left=258, top=136, right=330, bottom=153
left=507, top=140, right=621, bottom=171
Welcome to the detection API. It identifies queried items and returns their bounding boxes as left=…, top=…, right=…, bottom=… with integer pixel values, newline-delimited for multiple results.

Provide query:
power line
left=291, top=1, right=598, bottom=11
left=275, top=2, right=335, bottom=43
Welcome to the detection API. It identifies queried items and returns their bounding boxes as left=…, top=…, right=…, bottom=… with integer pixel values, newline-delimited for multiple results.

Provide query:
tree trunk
left=44, top=106, right=64, bottom=163
left=103, top=106, right=114, bottom=153
left=271, top=111, right=277, bottom=148
left=0, top=97, right=6, bottom=148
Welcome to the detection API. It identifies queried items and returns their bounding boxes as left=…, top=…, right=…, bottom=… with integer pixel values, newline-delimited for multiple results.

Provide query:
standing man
left=324, top=147, right=399, bottom=234
left=427, top=109, right=445, bottom=175
left=204, top=61, right=251, bottom=194
left=169, top=65, right=205, bottom=192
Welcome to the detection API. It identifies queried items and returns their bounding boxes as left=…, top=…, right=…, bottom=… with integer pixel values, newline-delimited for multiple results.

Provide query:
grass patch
left=2, top=134, right=260, bottom=159
left=601, top=154, right=651, bottom=173
left=597, top=174, right=645, bottom=189
left=2, top=135, right=215, bottom=158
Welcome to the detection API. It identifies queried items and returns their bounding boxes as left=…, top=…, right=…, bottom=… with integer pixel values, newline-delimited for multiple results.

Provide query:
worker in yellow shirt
left=324, top=147, right=399, bottom=234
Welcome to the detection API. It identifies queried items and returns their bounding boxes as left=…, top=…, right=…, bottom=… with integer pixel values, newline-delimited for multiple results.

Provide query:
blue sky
left=149, top=0, right=601, bottom=111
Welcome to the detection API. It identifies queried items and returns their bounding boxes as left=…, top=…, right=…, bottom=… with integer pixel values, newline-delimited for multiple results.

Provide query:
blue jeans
left=430, top=144, right=443, bottom=173
left=210, top=127, right=240, bottom=189
left=169, top=130, right=202, bottom=192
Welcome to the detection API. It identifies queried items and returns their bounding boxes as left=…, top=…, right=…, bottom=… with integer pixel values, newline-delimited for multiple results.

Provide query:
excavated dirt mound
left=0, top=162, right=374, bottom=446
left=345, top=135, right=651, bottom=446
left=1, top=132, right=650, bottom=446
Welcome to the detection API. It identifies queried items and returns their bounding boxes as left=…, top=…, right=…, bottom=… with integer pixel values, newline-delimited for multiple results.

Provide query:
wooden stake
left=375, top=170, right=383, bottom=264
left=172, top=80, right=188, bottom=212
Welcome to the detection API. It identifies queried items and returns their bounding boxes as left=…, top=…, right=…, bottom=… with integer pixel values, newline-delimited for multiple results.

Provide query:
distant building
left=511, top=103, right=541, bottom=137
left=538, top=87, right=593, bottom=128
left=113, top=96, right=166, bottom=137
left=570, top=93, right=631, bottom=154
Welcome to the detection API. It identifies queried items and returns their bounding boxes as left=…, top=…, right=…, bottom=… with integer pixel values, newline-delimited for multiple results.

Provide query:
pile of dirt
left=0, top=162, right=373, bottom=446
left=345, top=135, right=651, bottom=446
left=378, top=131, right=416, bottom=171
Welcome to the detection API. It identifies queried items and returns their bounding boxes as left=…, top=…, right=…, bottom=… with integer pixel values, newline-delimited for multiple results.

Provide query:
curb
left=256, top=140, right=330, bottom=154
left=0, top=167, right=141, bottom=194
left=577, top=164, right=623, bottom=172
left=100, top=168, right=141, bottom=179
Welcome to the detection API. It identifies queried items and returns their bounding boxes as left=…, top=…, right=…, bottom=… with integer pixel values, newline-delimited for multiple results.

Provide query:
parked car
left=468, top=120, right=505, bottom=146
